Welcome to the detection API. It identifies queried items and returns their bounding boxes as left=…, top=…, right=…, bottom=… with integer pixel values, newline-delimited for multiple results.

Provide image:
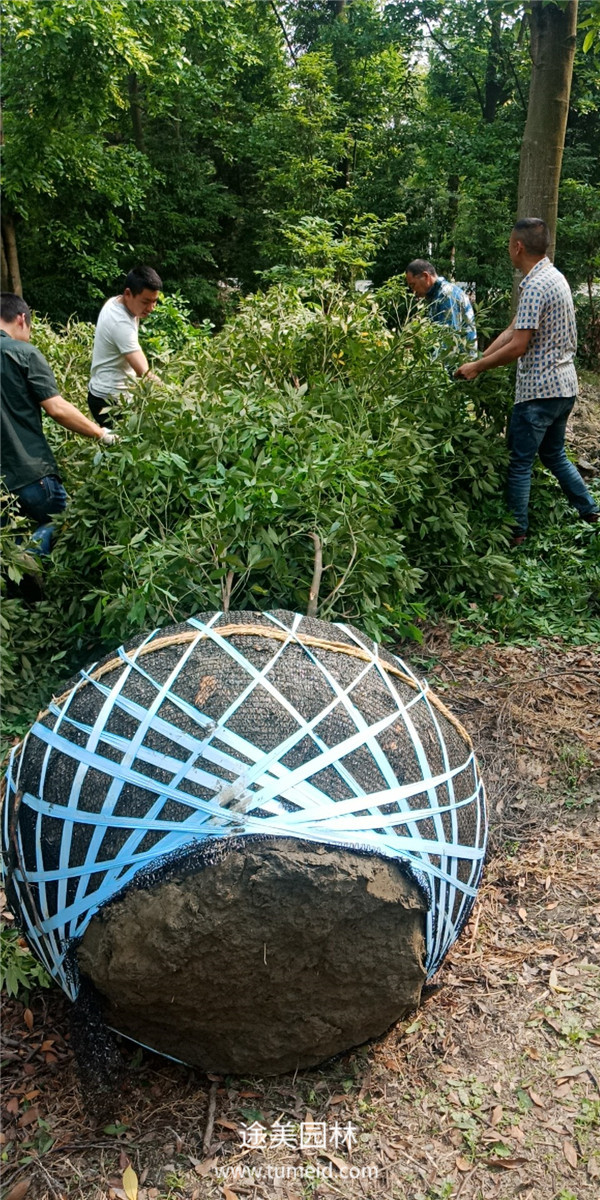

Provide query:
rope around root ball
left=41, top=625, right=472, bottom=749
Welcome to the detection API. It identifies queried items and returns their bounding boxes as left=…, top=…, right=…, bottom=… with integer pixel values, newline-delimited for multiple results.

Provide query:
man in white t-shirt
left=88, top=265, right=162, bottom=426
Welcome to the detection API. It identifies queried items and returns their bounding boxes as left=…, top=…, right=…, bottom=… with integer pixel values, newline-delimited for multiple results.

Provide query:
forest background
left=1, top=0, right=599, bottom=739
left=2, top=0, right=599, bottom=329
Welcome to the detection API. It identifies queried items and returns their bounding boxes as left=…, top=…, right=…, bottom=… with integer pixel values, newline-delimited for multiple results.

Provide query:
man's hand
left=124, top=349, right=162, bottom=385
left=456, top=328, right=533, bottom=380
left=454, top=360, right=481, bottom=381
left=100, top=430, right=118, bottom=446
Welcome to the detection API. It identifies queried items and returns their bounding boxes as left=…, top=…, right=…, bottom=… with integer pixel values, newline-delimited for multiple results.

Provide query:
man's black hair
left=0, top=293, right=32, bottom=325
left=124, top=265, right=162, bottom=295
left=406, top=259, right=437, bottom=277
left=511, top=218, right=550, bottom=256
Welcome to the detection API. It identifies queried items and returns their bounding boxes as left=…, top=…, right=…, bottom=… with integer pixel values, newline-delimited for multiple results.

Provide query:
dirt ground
left=1, top=630, right=599, bottom=1200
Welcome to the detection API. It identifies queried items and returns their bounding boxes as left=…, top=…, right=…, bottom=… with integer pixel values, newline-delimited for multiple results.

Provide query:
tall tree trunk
left=483, top=6, right=506, bottom=123
left=128, top=72, right=145, bottom=153
left=1, top=237, right=9, bottom=292
left=1, top=213, right=22, bottom=296
left=447, top=173, right=459, bottom=271
left=516, top=0, right=578, bottom=261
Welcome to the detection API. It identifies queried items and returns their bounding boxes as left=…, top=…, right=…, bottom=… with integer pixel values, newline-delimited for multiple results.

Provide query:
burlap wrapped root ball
left=3, top=611, right=487, bottom=1075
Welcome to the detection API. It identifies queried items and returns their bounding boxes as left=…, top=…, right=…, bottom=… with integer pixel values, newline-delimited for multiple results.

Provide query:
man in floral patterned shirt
left=455, top=218, right=598, bottom=544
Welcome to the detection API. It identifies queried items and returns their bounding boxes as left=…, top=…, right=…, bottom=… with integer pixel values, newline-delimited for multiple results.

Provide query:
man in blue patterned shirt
left=455, top=218, right=598, bottom=543
left=406, top=259, right=478, bottom=355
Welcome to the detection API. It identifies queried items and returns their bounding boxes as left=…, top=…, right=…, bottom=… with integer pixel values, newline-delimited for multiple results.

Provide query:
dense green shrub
left=2, top=284, right=598, bottom=743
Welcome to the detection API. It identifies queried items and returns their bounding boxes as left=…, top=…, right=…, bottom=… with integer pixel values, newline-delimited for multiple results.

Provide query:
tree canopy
left=2, top=0, right=598, bottom=323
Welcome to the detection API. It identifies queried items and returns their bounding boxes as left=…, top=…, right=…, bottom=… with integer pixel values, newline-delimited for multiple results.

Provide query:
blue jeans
left=507, top=397, right=598, bottom=533
left=13, top=475, right=68, bottom=555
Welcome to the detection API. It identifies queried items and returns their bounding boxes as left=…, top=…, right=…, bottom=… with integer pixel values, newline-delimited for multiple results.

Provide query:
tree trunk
left=483, top=6, right=506, bottom=123
left=447, top=173, right=459, bottom=270
left=1, top=213, right=22, bottom=296
left=1, top=236, right=9, bottom=292
left=516, top=0, right=578, bottom=261
left=128, top=72, right=145, bottom=153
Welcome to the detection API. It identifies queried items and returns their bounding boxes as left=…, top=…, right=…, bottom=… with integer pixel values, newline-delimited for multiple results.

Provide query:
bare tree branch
left=221, top=569, right=235, bottom=614
left=423, top=16, right=486, bottom=119
left=307, top=532, right=323, bottom=617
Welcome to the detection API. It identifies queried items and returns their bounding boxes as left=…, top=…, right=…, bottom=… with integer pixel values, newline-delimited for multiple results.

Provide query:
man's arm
left=124, top=349, right=161, bottom=384
left=41, top=395, right=109, bottom=439
left=481, top=317, right=516, bottom=357
left=455, top=327, right=533, bottom=380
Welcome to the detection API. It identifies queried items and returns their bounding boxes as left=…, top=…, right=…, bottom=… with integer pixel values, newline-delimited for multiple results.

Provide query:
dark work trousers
left=87, top=390, right=115, bottom=428
left=12, top=474, right=68, bottom=555
left=507, top=396, right=598, bottom=533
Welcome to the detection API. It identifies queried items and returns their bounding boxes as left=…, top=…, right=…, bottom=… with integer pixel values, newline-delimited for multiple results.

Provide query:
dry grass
left=1, top=637, right=599, bottom=1200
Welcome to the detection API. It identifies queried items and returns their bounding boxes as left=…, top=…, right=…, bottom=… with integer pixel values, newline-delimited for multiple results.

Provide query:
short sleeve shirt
left=0, top=330, right=60, bottom=491
left=426, top=277, right=478, bottom=354
left=514, top=257, right=578, bottom=402
left=89, top=297, right=140, bottom=398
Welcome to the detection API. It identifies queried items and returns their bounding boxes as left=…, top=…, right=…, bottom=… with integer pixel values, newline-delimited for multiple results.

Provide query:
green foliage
left=0, top=927, right=52, bottom=1000
left=446, top=485, right=600, bottom=646
left=260, top=213, right=405, bottom=289
left=2, top=284, right=524, bottom=727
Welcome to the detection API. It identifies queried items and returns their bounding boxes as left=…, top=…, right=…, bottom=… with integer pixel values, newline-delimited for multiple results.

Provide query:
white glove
left=100, top=430, right=118, bottom=446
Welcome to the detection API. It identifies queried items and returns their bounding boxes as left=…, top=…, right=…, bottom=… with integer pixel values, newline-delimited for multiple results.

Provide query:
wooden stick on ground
left=202, top=1080, right=218, bottom=1156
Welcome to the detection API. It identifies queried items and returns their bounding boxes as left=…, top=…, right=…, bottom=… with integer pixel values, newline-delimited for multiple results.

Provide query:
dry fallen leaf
left=4, top=1181, right=32, bottom=1200
left=563, top=1140, right=578, bottom=1169
left=220, top=1188, right=239, bottom=1200
left=18, top=1107, right=39, bottom=1129
left=486, top=1156, right=528, bottom=1169
left=455, top=1156, right=471, bottom=1172
left=524, top=1046, right=540, bottom=1061
left=507, top=1125, right=525, bottom=1144
left=320, top=1152, right=349, bottom=1173
left=122, top=1165, right=139, bottom=1200
left=557, top=1066, right=587, bottom=1081
left=194, top=1157, right=218, bottom=1178
left=518, top=907, right=527, bottom=923
left=23, top=1009, right=34, bottom=1031
left=549, top=968, right=559, bottom=990
left=528, top=1090, right=545, bottom=1108
left=490, top=1105, right=503, bottom=1126
left=328, top=1093, right=349, bottom=1105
